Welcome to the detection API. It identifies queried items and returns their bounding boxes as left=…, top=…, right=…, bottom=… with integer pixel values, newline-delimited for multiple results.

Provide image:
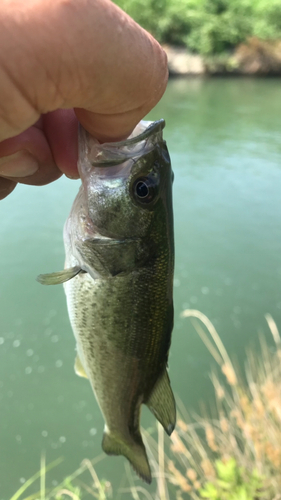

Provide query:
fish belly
left=63, top=266, right=145, bottom=435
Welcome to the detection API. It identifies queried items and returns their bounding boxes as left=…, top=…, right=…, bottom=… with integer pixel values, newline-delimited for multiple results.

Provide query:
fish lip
left=82, top=236, right=139, bottom=245
left=101, top=119, right=165, bottom=149
left=88, top=119, right=166, bottom=167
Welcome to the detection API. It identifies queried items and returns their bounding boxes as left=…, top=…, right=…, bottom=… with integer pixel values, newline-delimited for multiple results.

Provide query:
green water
left=1, top=78, right=281, bottom=497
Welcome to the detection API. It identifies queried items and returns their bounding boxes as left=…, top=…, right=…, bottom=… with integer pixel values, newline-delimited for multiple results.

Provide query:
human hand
left=0, top=0, right=168, bottom=200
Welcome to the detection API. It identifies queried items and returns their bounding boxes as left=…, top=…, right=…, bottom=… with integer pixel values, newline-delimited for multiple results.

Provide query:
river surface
left=1, top=78, right=281, bottom=497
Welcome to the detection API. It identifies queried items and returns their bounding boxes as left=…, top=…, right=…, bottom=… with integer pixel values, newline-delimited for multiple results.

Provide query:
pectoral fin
left=37, top=266, right=83, bottom=285
left=146, top=369, right=176, bottom=436
left=74, top=355, right=88, bottom=379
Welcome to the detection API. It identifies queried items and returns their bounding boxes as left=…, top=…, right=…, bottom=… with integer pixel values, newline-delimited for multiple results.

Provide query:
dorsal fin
left=36, top=266, right=83, bottom=285
left=146, top=369, right=176, bottom=436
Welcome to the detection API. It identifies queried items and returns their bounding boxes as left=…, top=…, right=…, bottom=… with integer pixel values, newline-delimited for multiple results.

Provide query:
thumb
left=0, top=0, right=168, bottom=143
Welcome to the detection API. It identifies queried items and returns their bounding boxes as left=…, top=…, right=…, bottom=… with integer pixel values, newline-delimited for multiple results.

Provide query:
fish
left=37, top=119, right=176, bottom=483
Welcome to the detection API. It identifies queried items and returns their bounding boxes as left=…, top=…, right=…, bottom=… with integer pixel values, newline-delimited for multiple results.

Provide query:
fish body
left=38, top=120, right=175, bottom=483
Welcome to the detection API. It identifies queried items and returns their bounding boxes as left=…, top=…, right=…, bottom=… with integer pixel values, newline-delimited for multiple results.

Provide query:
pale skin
left=0, top=0, right=168, bottom=200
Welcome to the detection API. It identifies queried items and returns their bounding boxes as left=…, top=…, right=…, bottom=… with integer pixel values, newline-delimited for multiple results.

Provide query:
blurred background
left=116, top=0, right=281, bottom=75
left=1, top=1, right=281, bottom=498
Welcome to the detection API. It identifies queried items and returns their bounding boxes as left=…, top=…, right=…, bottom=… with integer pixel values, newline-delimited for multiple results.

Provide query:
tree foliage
left=114, top=0, right=281, bottom=54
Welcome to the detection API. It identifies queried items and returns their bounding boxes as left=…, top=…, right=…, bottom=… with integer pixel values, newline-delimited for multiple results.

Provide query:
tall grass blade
left=10, top=457, right=63, bottom=500
left=40, top=453, right=46, bottom=500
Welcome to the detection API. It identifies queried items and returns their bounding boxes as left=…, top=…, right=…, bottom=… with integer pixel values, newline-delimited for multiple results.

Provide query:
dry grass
left=138, top=310, right=281, bottom=500
left=12, top=310, right=281, bottom=499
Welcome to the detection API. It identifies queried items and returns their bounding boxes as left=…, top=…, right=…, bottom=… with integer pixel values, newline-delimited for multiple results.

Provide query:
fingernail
left=65, top=173, right=80, bottom=180
left=0, top=151, right=39, bottom=178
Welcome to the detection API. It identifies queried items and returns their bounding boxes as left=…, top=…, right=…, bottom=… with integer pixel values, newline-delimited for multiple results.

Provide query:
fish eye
left=132, top=176, right=158, bottom=205
left=135, top=180, right=149, bottom=198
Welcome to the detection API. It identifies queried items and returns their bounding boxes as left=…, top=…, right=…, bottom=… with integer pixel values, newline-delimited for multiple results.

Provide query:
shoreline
left=164, top=37, right=281, bottom=76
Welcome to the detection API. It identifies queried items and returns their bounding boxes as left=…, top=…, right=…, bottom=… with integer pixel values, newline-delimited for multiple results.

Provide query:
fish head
left=77, top=120, right=173, bottom=241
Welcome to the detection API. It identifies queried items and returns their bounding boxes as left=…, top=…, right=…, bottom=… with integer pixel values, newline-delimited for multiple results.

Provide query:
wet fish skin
left=39, top=121, right=176, bottom=483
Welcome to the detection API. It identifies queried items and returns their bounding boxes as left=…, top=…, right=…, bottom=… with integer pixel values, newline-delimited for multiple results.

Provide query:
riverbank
left=165, top=38, right=281, bottom=76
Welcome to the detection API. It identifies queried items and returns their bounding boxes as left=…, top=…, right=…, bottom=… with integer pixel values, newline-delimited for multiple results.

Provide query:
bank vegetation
left=113, top=0, right=281, bottom=75
left=114, top=0, right=281, bottom=56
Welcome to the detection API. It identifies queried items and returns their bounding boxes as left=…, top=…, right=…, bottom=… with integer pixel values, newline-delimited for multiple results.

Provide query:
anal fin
left=37, top=266, right=83, bottom=285
left=74, top=355, right=88, bottom=379
left=146, top=369, right=176, bottom=436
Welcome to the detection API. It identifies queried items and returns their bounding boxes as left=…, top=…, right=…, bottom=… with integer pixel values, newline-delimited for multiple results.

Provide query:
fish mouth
left=100, top=119, right=165, bottom=150
left=78, top=119, right=165, bottom=169
left=83, top=236, right=138, bottom=245
left=81, top=217, right=139, bottom=244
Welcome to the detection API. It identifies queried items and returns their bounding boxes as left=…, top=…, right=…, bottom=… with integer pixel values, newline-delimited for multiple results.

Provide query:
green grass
left=10, top=455, right=110, bottom=500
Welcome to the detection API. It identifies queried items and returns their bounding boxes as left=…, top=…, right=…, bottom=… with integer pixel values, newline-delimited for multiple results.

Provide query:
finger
left=43, top=110, right=79, bottom=179
left=0, top=126, right=62, bottom=186
left=74, top=108, right=141, bottom=144
left=0, top=178, right=17, bottom=200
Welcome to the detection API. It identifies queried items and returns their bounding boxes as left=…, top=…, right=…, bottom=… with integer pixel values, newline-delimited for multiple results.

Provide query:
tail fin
left=102, top=429, right=151, bottom=484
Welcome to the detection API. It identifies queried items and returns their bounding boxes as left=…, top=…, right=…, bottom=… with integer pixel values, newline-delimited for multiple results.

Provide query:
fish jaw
left=63, top=187, right=148, bottom=280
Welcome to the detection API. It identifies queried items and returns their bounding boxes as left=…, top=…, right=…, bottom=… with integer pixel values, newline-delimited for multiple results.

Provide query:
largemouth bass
left=38, top=119, right=175, bottom=483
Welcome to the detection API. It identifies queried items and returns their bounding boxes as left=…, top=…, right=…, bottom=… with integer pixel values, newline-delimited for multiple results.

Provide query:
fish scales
left=37, top=119, right=176, bottom=483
